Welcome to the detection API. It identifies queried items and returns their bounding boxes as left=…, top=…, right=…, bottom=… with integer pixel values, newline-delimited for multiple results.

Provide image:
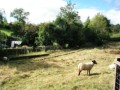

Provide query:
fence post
left=114, top=58, right=120, bottom=90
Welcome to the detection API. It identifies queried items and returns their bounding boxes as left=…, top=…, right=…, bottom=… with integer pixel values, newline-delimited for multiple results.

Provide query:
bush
left=0, top=47, right=33, bottom=56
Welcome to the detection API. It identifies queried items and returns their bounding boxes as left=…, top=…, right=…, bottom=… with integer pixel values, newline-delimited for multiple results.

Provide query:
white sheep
left=108, top=58, right=118, bottom=70
left=109, top=63, right=116, bottom=70
left=78, top=60, right=97, bottom=76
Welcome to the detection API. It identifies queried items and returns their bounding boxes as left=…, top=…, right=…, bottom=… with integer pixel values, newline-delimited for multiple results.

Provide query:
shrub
left=0, top=47, right=33, bottom=57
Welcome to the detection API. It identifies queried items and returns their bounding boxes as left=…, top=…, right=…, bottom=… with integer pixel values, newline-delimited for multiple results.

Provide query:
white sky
left=0, top=0, right=120, bottom=24
left=0, top=0, right=66, bottom=24
left=78, top=8, right=120, bottom=25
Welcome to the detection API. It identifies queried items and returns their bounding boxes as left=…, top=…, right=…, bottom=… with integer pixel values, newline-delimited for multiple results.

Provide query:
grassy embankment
left=0, top=41, right=120, bottom=90
left=0, top=29, right=13, bottom=36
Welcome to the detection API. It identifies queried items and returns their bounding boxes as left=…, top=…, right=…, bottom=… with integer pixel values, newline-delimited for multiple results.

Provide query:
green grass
left=111, top=33, right=120, bottom=38
left=0, top=29, right=13, bottom=36
left=0, top=42, right=120, bottom=90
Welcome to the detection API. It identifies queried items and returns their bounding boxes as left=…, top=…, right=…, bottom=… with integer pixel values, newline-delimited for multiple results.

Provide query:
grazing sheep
left=78, top=60, right=97, bottom=76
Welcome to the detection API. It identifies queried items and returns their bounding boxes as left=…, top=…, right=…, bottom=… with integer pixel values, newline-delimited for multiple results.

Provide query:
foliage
left=54, top=2, right=83, bottom=48
left=59, top=2, right=81, bottom=24
left=37, top=2, right=85, bottom=48
left=0, top=9, right=7, bottom=28
left=111, top=24, right=120, bottom=33
left=10, top=8, right=29, bottom=23
left=9, top=22, right=25, bottom=36
left=38, top=23, right=56, bottom=46
left=0, top=31, right=7, bottom=41
left=37, top=23, right=45, bottom=46
left=84, top=17, right=90, bottom=28
left=22, top=24, right=39, bottom=47
left=0, top=31, right=7, bottom=49
left=0, top=4, right=118, bottom=48
left=37, top=3, right=112, bottom=47
left=88, top=13, right=111, bottom=45
left=22, top=31, right=37, bottom=46
left=10, top=8, right=30, bottom=37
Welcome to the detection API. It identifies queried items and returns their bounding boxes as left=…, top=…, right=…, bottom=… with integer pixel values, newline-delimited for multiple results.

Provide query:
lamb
left=78, top=60, right=97, bottom=76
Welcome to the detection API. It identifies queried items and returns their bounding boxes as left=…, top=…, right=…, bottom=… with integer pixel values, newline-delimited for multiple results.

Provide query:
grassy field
left=0, top=29, right=13, bottom=36
left=111, top=33, right=120, bottom=38
left=0, top=42, right=120, bottom=90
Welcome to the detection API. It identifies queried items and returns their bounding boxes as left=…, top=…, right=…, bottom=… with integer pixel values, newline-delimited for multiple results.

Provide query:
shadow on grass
left=0, top=59, right=62, bottom=72
left=90, top=73, right=101, bottom=76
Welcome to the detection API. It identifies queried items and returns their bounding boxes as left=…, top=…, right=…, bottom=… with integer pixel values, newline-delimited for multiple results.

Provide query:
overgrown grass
left=0, top=42, right=120, bottom=90
left=0, top=29, right=13, bottom=36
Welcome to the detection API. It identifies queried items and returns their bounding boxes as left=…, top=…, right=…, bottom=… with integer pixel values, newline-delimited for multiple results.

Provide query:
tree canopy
left=87, top=13, right=111, bottom=45
left=0, top=9, right=7, bottom=27
left=10, top=8, right=29, bottom=23
left=0, top=2, right=118, bottom=48
left=54, top=2, right=83, bottom=47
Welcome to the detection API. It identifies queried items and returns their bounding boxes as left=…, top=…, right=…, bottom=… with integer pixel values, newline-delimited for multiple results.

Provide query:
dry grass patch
left=109, top=50, right=120, bottom=54
left=0, top=42, right=120, bottom=90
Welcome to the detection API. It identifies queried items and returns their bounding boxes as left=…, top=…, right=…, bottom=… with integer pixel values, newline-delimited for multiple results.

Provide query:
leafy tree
left=38, top=23, right=56, bottom=46
left=10, top=8, right=30, bottom=36
left=111, top=24, right=120, bottom=33
left=0, top=31, right=7, bottom=49
left=10, top=8, right=29, bottom=23
left=59, top=2, right=81, bottom=24
left=0, top=31, right=7, bottom=41
left=0, top=9, right=7, bottom=28
left=89, top=13, right=111, bottom=32
left=10, top=22, right=24, bottom=36
left=54, top=2, right=83, bottom=48
left=22, top=30, right=38, bottom=46
left=37, top=23, right=46, bottom=46
left=83, top=17, right=96, bottom=44
left=84, top=17, right=90, bottom=28
left=88, top=13, right=111, bottom=45
left=22, top=24, right=39, bottom=46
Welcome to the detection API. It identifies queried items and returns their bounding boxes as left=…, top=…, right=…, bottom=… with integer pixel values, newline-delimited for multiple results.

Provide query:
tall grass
left=0, top=42, right=120, bottom=90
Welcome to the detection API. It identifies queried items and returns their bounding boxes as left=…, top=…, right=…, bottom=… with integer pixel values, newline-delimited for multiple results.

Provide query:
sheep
left=109, top=63, right=116, bottom=70
left=78, top=60, right=97, bottom=76
left=108, top=58, right=119, bottom=70
left=108, top=58, right=118, bottom=70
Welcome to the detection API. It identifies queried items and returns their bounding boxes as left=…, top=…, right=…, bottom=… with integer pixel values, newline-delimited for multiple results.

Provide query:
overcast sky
left=0, top=0, right=120, bottom=24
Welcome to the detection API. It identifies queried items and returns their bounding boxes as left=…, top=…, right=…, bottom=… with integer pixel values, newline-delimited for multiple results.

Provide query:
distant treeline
left=0, top=2, right=120, bottom=48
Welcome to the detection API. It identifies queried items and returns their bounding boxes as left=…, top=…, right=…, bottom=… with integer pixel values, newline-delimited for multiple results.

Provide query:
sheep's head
left=92, top=60, right=97, bottom=64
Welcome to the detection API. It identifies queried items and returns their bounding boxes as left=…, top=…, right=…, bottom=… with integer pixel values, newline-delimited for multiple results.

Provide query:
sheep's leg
left=78, top=69, right=81, bottom=76
left=87, top=70, right=90, bottom=76
left=88, top=70, right=90, bottom=76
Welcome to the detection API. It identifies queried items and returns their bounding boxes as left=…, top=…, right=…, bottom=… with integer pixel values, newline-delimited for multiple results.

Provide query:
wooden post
left=114, top=58, right=120, bottom=90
